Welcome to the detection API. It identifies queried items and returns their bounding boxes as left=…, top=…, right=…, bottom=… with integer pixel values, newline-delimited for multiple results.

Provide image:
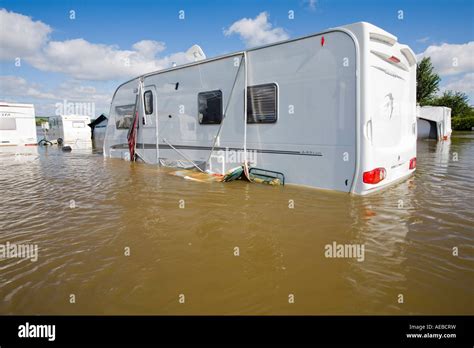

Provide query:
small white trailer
left=47, top=115, right=92, bottom=145
left=0, top=103, right=37, bottom=146
left=104, top=22, right=417, bottom=195
left=417, top=106, right=452, bottom=140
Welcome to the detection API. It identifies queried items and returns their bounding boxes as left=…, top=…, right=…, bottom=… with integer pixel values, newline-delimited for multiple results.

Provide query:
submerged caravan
left=0, top=103, right=37, bottom=146
left=103, top=22, right=417, bottom=195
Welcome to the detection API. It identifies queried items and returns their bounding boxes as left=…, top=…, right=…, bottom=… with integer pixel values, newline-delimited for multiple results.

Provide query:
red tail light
left=409, top=157, right=416, bottom=170
left=363, top=167, right=386, bottom=184
left=388, top=55, right=400, bottom=63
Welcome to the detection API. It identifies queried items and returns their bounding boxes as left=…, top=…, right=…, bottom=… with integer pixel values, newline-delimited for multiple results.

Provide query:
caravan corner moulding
left=0, top=103, right=37, bottom=146
left=103, top=22, right=418, bottom=195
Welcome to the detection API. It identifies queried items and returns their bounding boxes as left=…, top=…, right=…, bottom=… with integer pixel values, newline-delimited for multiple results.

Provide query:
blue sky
left=1, top=0, right=473, bottom=115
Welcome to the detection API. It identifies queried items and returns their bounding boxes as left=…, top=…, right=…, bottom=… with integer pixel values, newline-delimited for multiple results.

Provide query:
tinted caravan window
left=115, top=104, right=135, bottom=129
left=247, top=83, right=277, bottom=123
left=144, top=90, right=153, bottom=115
left=198, top=90, right=223, bottom=124
left=72, top=121, right=85, bottom=128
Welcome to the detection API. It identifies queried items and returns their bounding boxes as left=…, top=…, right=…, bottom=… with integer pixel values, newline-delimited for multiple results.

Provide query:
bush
left=452, top=116, right=474, bottom=131
left=432, top=90, right=471, bottom=117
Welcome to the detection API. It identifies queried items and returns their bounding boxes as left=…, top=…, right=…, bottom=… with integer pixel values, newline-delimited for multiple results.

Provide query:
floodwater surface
left=0, top=133, right=473, bottom=315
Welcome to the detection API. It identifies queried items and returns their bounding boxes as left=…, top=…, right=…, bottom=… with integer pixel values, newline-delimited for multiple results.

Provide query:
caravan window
left=144, top=90, right=153, bottom=115
left=72, top=121, right=85, bottom=128
left=247, top=83, right=277, bottom=123
left=198, top=90, right=223, bottom=124
left=0, top=118, right=16, bottom=130
left=115, top=104, right=135, bottom=129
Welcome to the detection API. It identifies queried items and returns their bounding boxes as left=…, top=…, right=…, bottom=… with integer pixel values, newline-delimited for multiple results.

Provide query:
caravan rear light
left=388, top=55, right=400, bottom=63
left=409, top=157, right=416, bottom=170
left=363, top=168, right=387, bottom=184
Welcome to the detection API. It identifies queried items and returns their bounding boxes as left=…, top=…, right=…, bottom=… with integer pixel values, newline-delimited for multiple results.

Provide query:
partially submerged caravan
left=0, top=103, right=37, bottom=146
left=89, top=114, right=108, bottom=149
left=417, top=106, right=452, bottom=140
left=104, top=22, right=417, bottom=195
left=47, top=115, right=92, bottom=145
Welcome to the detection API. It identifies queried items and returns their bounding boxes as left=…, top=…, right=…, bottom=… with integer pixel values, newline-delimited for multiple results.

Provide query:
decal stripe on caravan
left=110, top=143, right=323, bottom=157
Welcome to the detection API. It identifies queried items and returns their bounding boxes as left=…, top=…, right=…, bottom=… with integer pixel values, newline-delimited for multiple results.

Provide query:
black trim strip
left=110, top=143, right=323, bottom=157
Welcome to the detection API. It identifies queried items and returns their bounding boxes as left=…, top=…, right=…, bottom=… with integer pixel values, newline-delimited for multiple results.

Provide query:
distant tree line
left=417, top=57, right=473, bottom=130
left=35, top=117, right=49, bottom=126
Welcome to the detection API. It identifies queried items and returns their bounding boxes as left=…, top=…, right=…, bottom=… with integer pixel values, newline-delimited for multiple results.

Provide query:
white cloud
left=0, top=8, right=52, bottom=60
left=417, top=41, right=474, bottom=102
left=0, top=75, right=56, bottom=99
left=417, top=41, right=474, bottom=76
left=132, top=40, right=166, bottom=58
left=0, top=9, right=203, bottom=115
left=0, top=9, right=195, bottom=80
left=26, top=38, right=191, bottom=80
left=224, top=12, right=289, bottom=48
left=416, top=37, right=430, bottom=44
left=0, top=76, right=113, bottom=115
left=305, top=0, right=318, bottom=11
left=441, top=73, right=474, bottom=101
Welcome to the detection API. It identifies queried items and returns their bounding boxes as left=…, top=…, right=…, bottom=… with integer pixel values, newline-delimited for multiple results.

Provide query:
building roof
left=88, top=113, right=108, bottom=128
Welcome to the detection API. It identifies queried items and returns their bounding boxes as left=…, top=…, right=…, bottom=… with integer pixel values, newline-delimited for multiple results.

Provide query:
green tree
left=432, top=90, right=471, bottom=117
left=416, top=57, right=441, bottom=105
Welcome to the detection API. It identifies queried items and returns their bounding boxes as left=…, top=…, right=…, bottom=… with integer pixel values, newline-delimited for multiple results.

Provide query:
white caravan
left=48, top=115, right=91, bottom=145
left=104, top=22, right=417, bottom=195
left=417, top=106, right=452, bottom=140
left=0, top=103, right=37, bottom=146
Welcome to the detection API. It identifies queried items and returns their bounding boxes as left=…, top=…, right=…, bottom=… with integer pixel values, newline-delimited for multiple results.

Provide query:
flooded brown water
left=0, top=133, right=473, bottom=315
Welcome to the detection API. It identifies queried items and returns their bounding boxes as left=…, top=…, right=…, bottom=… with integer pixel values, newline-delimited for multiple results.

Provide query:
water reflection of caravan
left=104, top=22, right=417, bottom=195
left=0, top=103, right=37, bottom=146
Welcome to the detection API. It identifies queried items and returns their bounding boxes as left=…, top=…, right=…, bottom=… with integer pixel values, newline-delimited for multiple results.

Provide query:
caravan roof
left=0, top=102, right=34, bottom=109
left=111, top=21, right=416, bottom=97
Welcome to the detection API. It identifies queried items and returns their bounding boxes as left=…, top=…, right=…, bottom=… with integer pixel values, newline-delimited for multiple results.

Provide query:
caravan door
left=136, top=85, right=159, bottom=164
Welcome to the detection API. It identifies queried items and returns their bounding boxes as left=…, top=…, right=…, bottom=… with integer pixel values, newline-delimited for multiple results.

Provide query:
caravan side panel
left=245, top=31, right=357, bottom=192
left=61, top=115, right=91, bottom=144
left=0, top=104, right=36, bottom=146
left=135, top=54, right=247, bottom=171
